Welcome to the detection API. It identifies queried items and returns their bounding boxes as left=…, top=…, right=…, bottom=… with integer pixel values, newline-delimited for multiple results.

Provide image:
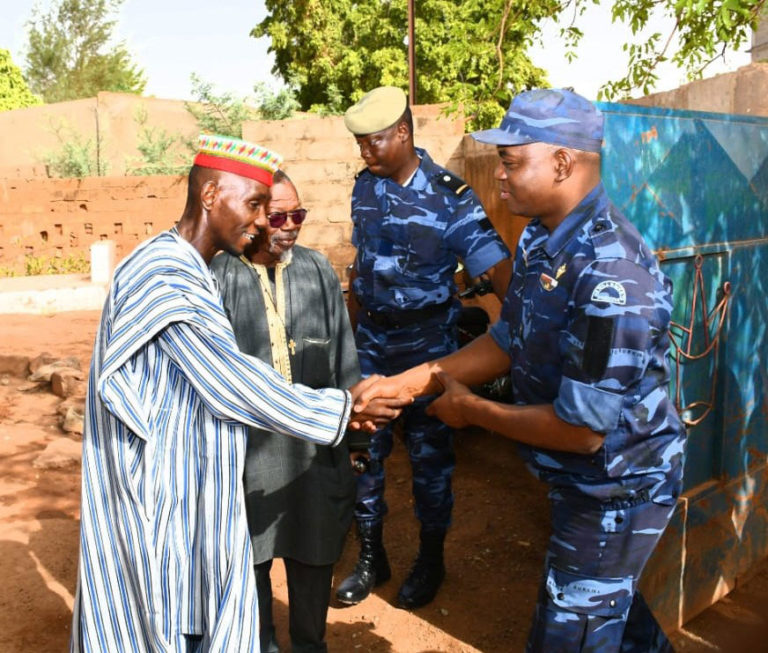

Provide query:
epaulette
left=435, top=170, right=470, bottom=196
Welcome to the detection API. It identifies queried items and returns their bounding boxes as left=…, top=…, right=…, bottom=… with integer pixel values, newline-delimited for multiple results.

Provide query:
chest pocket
left=300, top=337, right=334, bottom=389
left=403, top=221, right=444, bottom=277
left=375, top=219, right=442, bottom=281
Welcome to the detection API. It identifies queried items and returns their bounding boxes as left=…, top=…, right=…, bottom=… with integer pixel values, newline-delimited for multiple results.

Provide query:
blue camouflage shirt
left=351, top=148, right=510, bottom=312
left=490, top=183, right=685, bottom=501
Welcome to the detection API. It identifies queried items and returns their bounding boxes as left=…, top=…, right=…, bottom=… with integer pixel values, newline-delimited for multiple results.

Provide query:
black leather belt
left=362, top=300, right=452, bottom=329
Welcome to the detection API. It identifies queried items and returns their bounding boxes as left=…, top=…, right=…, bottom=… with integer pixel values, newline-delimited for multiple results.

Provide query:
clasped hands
left=347, top=371, right=474, bottom=432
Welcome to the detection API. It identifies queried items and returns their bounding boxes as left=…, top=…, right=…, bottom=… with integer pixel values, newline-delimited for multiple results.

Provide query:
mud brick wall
left=243, top=105, right=467, bottom=276
left=627, top=63, right=768, bottom=116
left=0, top=105, right=471, bottom=280
left=0, top=92, right=198, bottom=179
left=0, top=176, right=186, bottom=272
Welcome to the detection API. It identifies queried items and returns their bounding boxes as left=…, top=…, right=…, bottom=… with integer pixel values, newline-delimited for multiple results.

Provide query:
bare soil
left=0, top=311, right=766, bottom=652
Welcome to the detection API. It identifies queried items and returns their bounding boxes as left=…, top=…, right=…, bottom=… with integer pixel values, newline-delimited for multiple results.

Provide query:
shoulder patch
left=590, top=280, right=626, bottom=306
left=435, top=170, right=469, bottom=196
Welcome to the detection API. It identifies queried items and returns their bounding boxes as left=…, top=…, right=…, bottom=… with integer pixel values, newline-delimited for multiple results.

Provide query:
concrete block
left=282, top=160, right=359, bottom=185
left=299, top=181, right=354, bottom=206
left=90, top=240, right=116, bottom=284
left=324, top=211, right=354, bottom=224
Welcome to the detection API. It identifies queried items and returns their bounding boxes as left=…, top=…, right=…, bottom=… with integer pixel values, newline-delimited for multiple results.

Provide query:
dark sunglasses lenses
left=268, top=208, right=308, bottom=228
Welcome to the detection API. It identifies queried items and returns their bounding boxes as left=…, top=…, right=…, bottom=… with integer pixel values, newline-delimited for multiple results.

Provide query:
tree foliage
left=24, top=0, right=146, bottom=103
left=253, top=81, right=300, bottom=120
left=184, top=74, right=259, bottom=140
left=41, top=119, right=106, bottom=177
left=254, top=0, right=765, bottom=128
left=253, top=0, right=555, bottom=130
left=125, top=105, right=189, bottom=176
left=568, top=0, right=767, bottom=99
left=0, top=49, right=42, bottom=112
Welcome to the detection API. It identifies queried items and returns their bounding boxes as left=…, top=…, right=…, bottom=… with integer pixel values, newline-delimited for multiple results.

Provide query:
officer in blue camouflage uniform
left=356, top=89, right=685, bottom=651
left=336, top=86, right=512, bottom=610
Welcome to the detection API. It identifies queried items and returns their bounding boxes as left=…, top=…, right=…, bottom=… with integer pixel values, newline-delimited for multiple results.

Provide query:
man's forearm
left=459, top=395, right=605, bottom=455
left=391, top=333, right=511, bottom=399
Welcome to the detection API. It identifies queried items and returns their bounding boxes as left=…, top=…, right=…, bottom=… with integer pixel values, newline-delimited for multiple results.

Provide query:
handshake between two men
left=346, top=332, right=512, bottom=434
left=347, top=371, right=471, bottom=432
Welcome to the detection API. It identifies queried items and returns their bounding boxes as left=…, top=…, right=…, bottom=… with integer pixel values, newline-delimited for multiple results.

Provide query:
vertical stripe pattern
left=71, top=230, right=350, bottom=652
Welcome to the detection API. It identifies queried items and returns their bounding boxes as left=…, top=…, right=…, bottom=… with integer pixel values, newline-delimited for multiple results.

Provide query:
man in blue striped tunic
left=71, top=135, right=400, bottom=652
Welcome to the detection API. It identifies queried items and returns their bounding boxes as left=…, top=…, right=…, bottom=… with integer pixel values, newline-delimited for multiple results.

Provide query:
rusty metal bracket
left=668, top=254, right=731, bottom=427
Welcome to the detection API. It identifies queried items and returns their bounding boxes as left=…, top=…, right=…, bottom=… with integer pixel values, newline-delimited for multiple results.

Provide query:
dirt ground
left=1, top=310, right=767, bottom=652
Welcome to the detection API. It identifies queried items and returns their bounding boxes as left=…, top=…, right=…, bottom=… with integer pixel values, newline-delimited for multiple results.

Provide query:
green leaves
left=23, top=0, right=146, bottom=103
left=600, top=0, right=764, bottom=100
left=184, top=74, right=259, bottom=140
left=254, top=0, right=553, bottom=130
left=254, top=0, right=764, bottom=125
left=0, top=49, right=42, bottom=112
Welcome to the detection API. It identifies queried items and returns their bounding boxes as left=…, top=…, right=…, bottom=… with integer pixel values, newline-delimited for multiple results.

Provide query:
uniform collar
left=543, top=182, right=608, bottom=258
left=407, top=147, right=433, bottom=190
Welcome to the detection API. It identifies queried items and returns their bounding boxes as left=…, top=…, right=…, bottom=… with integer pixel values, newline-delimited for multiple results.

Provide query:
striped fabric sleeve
left=158, top=320, right=350, bottom=447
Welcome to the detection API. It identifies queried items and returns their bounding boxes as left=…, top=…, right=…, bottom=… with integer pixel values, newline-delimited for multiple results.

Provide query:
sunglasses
left=267, top=208, right=308, bottom=228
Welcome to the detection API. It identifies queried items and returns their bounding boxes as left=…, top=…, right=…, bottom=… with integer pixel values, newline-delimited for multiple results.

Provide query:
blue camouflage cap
left=471, top=88, right=603, bottom=152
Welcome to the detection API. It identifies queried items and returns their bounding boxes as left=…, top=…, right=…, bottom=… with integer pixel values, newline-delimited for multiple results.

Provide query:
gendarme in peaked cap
left=194, top=134, right=283, bottom=186
left=471, top=88, right=603, bottom=152
left=344, top=86, right=408, bottom=136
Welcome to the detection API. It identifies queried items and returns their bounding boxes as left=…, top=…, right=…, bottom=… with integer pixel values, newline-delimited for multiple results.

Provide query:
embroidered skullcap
left=471, top=89, right=603, bottom=153
left=193, top=134, right=283, bottom=186
left=344, top=86, right=408, bottom=136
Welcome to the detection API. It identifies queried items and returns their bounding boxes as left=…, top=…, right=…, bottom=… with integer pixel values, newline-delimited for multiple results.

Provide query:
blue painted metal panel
left=599, top=102, right=768, bottom=487
left=597, top=102, right=768, bottom=625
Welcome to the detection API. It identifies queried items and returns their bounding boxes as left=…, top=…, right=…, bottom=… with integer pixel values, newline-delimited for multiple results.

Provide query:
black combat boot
left=396, top=528, right=446, bottom=609
left=335, top=521, right=391, bottom=605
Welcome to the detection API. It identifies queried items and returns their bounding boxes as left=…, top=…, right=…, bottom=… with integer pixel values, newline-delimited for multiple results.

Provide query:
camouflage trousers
left=353, top=315, right=458, bottom=530
left=526, top=490, right=677, bottom=652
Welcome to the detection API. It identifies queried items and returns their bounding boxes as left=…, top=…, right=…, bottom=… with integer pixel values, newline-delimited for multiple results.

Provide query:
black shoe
left=335, top=521, right=391, bottom=605
left=396, top=529, right=446, bottom=610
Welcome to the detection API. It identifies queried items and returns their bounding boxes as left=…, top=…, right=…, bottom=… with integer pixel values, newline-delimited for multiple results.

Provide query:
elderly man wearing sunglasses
left=210, top=170, right=364, bottom=653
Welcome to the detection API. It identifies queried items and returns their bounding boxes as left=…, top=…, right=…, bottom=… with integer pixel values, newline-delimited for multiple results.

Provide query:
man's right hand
left=348, top=375, right=413, bottom=431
